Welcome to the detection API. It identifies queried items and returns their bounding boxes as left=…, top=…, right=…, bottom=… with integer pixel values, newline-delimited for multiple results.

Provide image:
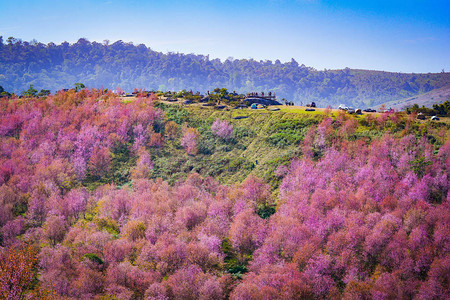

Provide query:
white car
left=338, top=104, right=348, bottom=110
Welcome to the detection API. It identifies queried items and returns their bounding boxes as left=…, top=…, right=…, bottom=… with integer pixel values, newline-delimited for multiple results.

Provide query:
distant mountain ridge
left=376, top=84, right=450, bottom=110
left=1, top=37, right=449, bottom=108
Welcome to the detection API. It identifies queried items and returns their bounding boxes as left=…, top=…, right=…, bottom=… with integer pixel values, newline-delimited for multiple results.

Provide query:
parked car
left=431, top=116, right=440, bottom=121
left=338, top=104, right=348, bottom=110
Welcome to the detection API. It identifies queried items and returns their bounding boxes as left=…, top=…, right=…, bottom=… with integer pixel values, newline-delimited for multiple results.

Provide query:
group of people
left=247, top=91, right=275, bottom=98
left=242, top=153, right=259, bottom=170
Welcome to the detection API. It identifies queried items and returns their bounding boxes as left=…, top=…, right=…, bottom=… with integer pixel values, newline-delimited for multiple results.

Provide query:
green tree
left=74, top=82, right=86, bottom=91
left=21, top=85, right=38, bottom=97
left=0, top=86, right=11, bottom=97
left=409, top=157, right=432, bottom=178
left=37, top=89, right=51, bottom=97
left=6, top=36, right=16, bottom=45
left=432, top=100, right=450, bottom=117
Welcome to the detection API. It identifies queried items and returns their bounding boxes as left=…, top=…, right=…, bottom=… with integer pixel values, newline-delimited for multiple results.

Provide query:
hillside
left=1, top=90, right=449, bottom=299
left=1, top=37, right=450, bottom=109
left=130, top=100, right=450, bottom=189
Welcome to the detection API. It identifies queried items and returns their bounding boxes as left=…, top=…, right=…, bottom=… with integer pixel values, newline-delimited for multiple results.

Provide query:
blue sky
left=0, top=0, right=449, bottom=73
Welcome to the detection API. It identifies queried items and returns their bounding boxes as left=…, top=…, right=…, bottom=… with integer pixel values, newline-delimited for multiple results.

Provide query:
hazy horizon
left=1, top=0, right=449, bottom=73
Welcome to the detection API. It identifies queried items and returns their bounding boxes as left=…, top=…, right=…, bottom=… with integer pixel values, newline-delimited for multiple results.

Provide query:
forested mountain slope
left=377, top=85, right=450, bottom=110
left=1, top=37, right=449, bottom=108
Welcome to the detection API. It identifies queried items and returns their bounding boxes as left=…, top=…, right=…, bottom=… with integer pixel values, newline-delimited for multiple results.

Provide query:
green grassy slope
left=151, top=105, right=319, bottom=187
left=83, top=101, right=448, bottom=194
left=147, top=103, right=447, bottom=189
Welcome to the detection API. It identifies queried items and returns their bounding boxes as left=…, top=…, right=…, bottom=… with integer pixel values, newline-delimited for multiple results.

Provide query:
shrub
left=211, top=118, right=233, bottom=140
left=181, top=127, right=200, bottom=155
